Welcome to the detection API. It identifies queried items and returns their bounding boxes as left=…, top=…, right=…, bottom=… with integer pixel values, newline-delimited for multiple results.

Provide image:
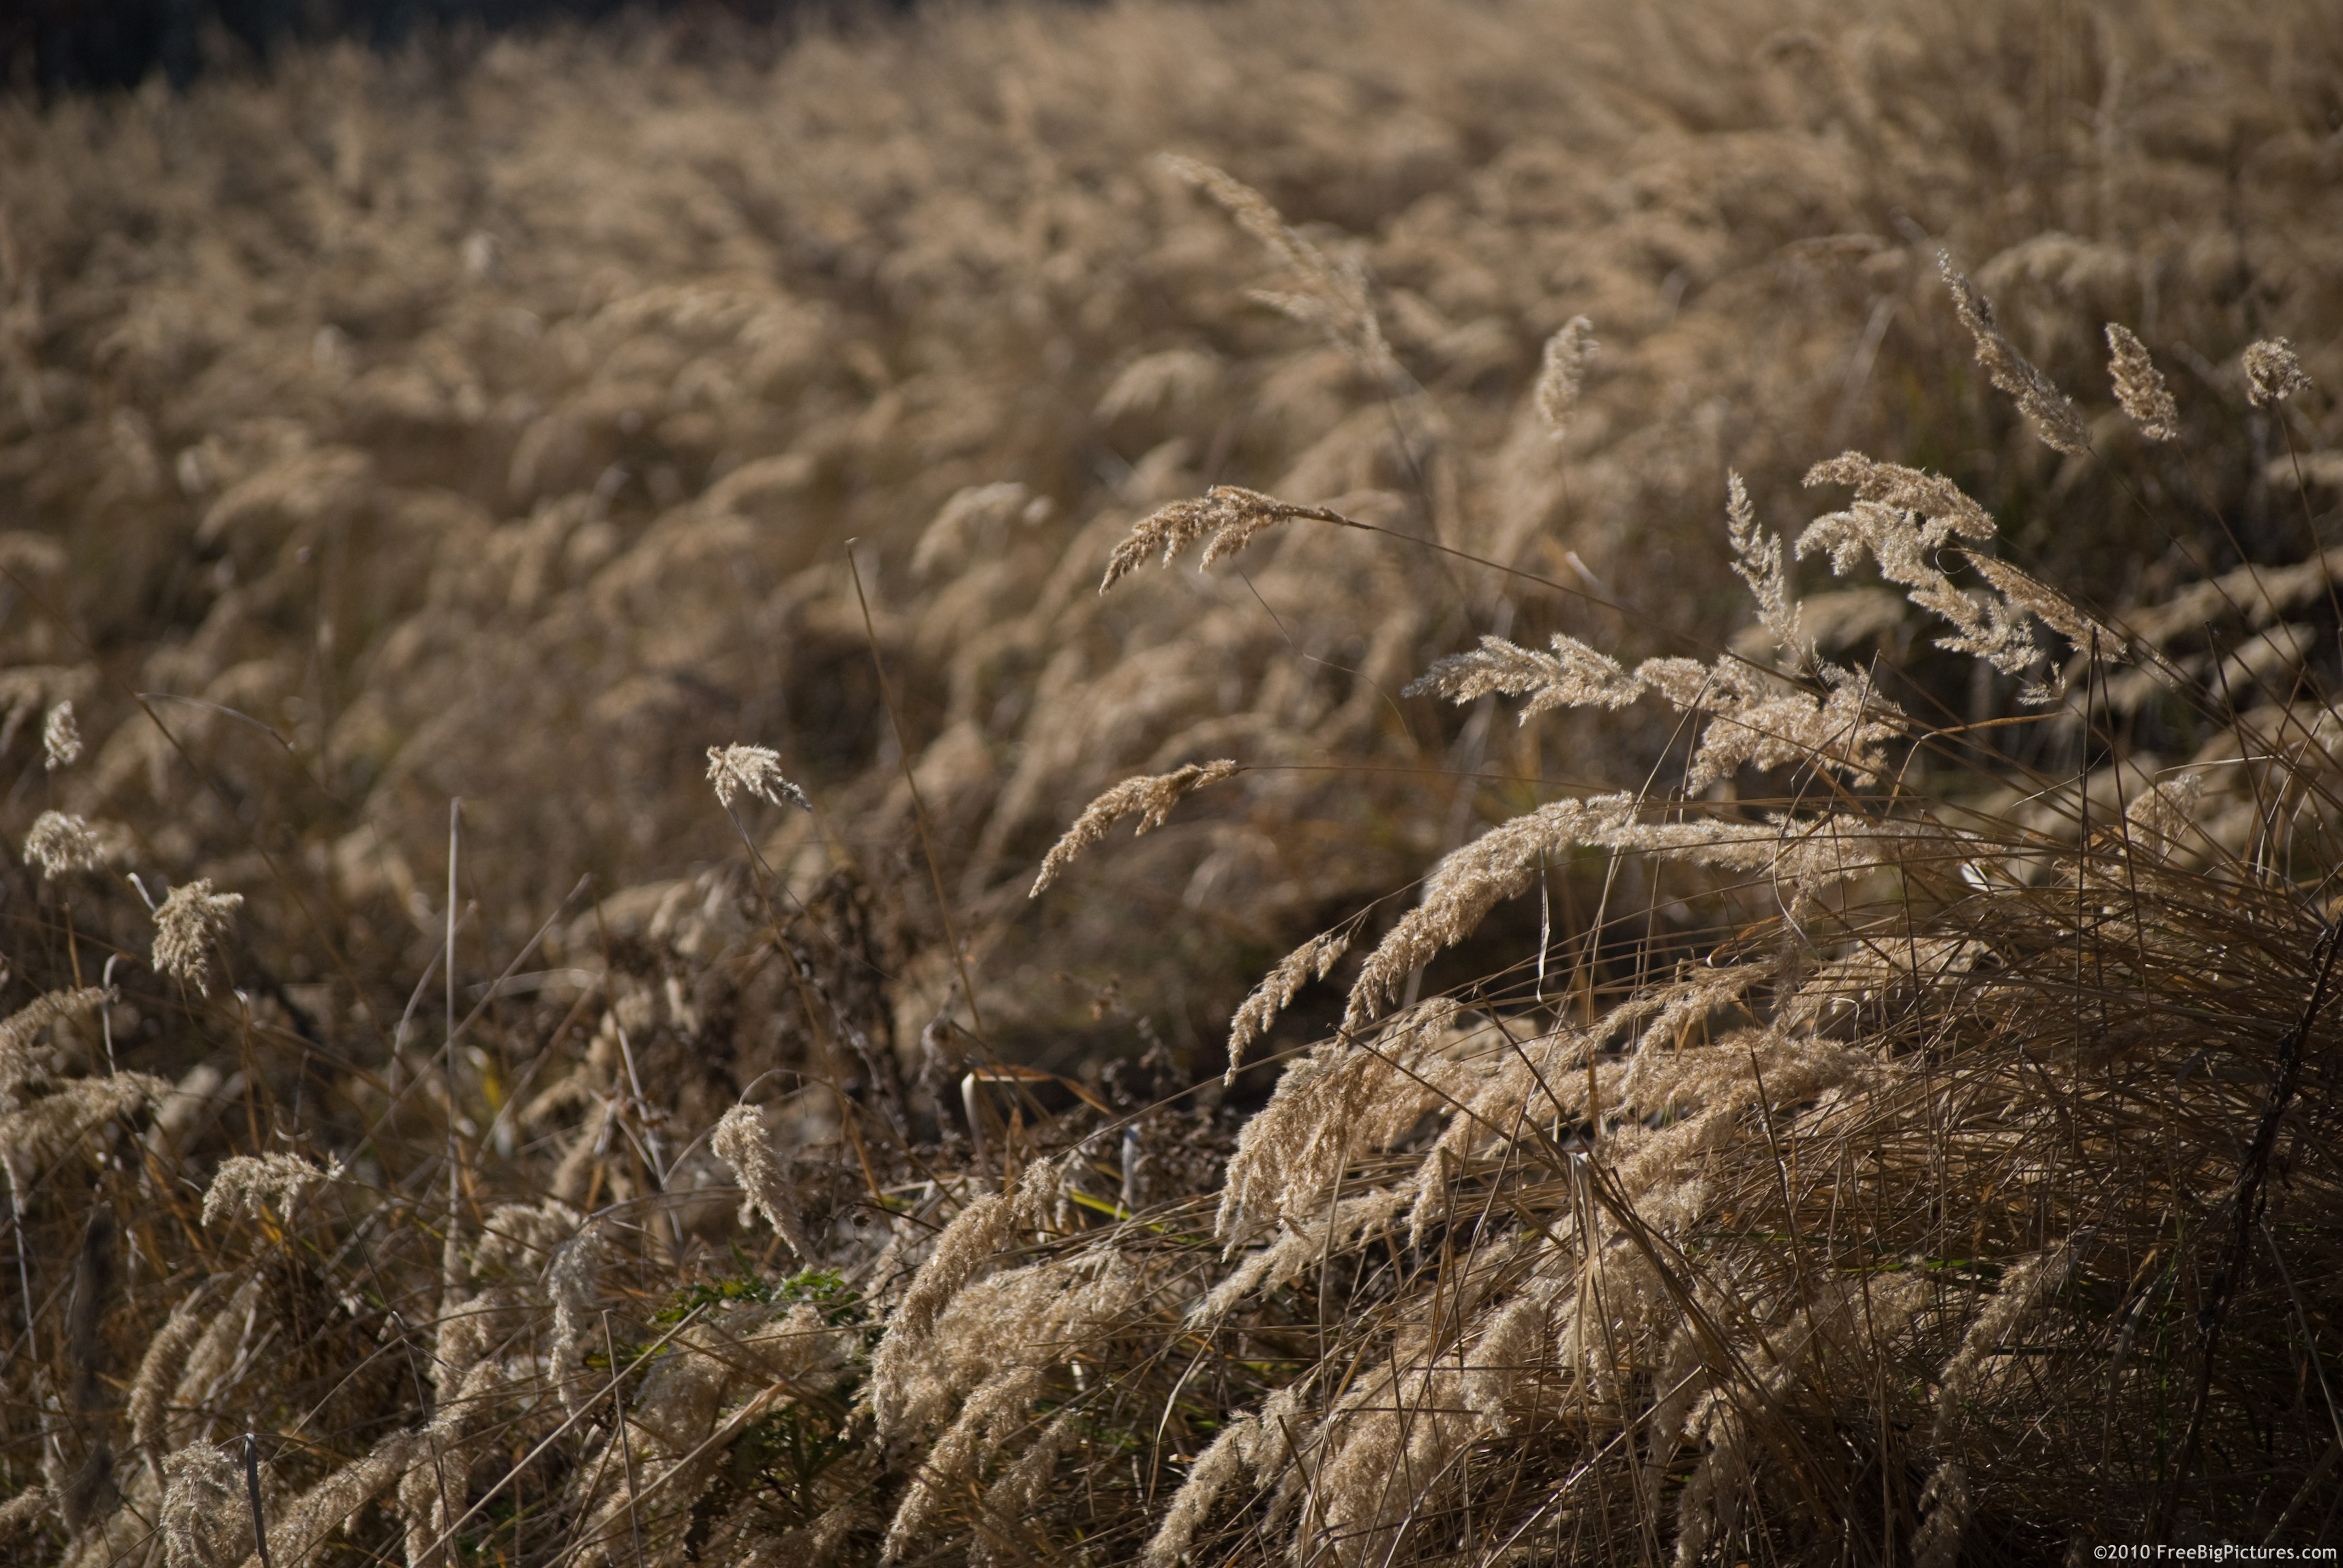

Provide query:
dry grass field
left=2, top=0, right=2342, bottom=1561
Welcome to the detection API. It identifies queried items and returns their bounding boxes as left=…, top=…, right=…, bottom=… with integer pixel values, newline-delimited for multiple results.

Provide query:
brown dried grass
left=1, top=0, right=2341, bottom=1561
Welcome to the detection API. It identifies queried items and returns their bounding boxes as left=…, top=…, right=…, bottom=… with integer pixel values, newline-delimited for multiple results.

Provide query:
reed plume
left=2244, top=337, right=2314, bottom=407
left=1029, top=759, right=1238, bottom=894
left=199, top=1153, right=340, bottom=1226
left=706, top=744, right=812, bottom=812
left=711, top=1102, right=811, bottom=1258
left=20, top=811, right=104, bottom=879
left=149, top=879, right=243, bottom=993
left=41, top=702, right=80, bottom=771
left=1224, top=924, right=1353, bottom=1080
left=2104, top=322, right=2179, bottom=440
left=1160, top=155, right=1397, bottom=384
left=1098, top=487, right=1347, bottom=592
left=1939, top=252, right=2093, bottom=455
left=1534, top=317, right=1598, bottom=435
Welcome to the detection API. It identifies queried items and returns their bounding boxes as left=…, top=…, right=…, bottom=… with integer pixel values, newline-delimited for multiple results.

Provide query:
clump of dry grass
left=2, top=0, right=2335, bottom=1052
left=1, top=0, right=2340, bottom=1562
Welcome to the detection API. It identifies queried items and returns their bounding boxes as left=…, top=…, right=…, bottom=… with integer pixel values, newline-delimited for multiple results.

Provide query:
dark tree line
left=3, top=0, right=848, bottom=96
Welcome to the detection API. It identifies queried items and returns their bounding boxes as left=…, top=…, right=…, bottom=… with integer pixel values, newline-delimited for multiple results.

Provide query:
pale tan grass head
left=1912, top=1243, right=2077, bottom=1566
left=2, top=1070, right=171, bottom=1178
left=260, top=1432, right=420, bottom=1568
left=2104, top=322, right=2179, bottom=440
left=1139, top=1394, right=1275, bottom=1568
left=200, top=1151, right=341, bottom=1227
left=871, top=1188, right=1019, bottom=1437
left=130, top=1291, right=213, bottom=1466
left=1405, top=631, right=1641, bottom=714
left=880, top=1366, right=1045, bottom=1561
left=1939, top=252, right=2092, bottom=454
left=1029, top=759, right=1238, bottom=894
left=1800, top=455, right=2043, bottom=675
left=1725, top=471, right=1808, bottom=665
left=1159, top=155, right=1397, bottom=383
left=41, top=701, right=80, bottom=770
left=546, top=1217, right=605, bottom=1419
left=2243, top=336, right=2314, bottom=406
left=711, top=1101, right=811, bottom=1258
left=21, top=809, right=105, bottom=879
left=1533, top=316, right=1598, bottom=435
left=150, top=879, right=243, bottom=993
left=1097, top=486, right=1337, bottom=592
left=159, top=1441, right=250, bottom=1568
left=2, top=3, right=2340, bottom=1563
left=1224, top=924, right=1352, bottom=1081
left=705, top=744, right=811, bottom=812
left=0, top=1488, right=48, bottom=1550
left=0, top=985, right=110, bottom=1072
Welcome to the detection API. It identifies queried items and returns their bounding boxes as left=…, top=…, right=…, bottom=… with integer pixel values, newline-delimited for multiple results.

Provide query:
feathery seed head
left=1912, top=1462, right=1975, bottom=1568
left=1405, top=632, right=1641, bottom=716
left=23, top=811, right=104, bottom=879
left=1409, top=622, right=1896, bottom=788
left=1801, top=455, right=2048, bottom=677
left=1, top=1073, right=170, bottom=1177
left=1100, top=486, right=1338, bottom=592
left=1226, top=925, right=1353, bottom=1081
left=151, top=879, right=242, bottom=993
left=712, top=1102, right=812, bottom=1257
left=1143, top=1397, right=1281, bottom=1568
left=1030, top=759, right=1238, bottom=894
left=974, top=1410, right=1081, bottom=1567
left=1965, top=554, right=2123, bottom=665
left=42, top=702, right=80, bottom=770
left=870, top=1189, right=1021, bottom=1438
left=1159, top=155, right=1292, bottom=260
left=1935, top=1245, right=2076, bottom=1432
left=706, top=744, right=811, bottom=811
left=547, top=1218, right=606, bottom=1418
left=131, top=1295, right=213, bottom=1463
left=2242, top=337, right=2312, bottom=407
left=1, top=987, right=110, bottom=1083
left=912, top=481, right=1039, bottom=579
left=160, top=1442, right=249, bottom=1568
left=882, top=1366, right=1046, bottom=1561
left=1534, top=316, right=1598, bottom=435
left=260, top=1434, right=418, bottom=1568
left=0, top=1488, right=48, bottom=1546
left=200, top=1152, right=341, bottom=1227
left=1726, top=472, right=1808, bottom=665
left=1161, top=155, right=1396, bottom=381
left=2125, top=772, right=2203, bottom=860
left=1802, top=452, right=1995, bottom=543
left=2104, top=324, right=2178, bottom=440
left=1939, top=253, right=2091, bottom=454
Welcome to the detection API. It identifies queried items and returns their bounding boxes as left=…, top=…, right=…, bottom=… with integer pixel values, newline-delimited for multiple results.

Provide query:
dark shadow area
left=3, top=0, right=884, bottom=96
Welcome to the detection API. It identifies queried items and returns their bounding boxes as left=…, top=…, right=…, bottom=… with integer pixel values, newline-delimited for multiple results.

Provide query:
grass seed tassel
left=1939, top=253, right=2092, bottom=454
left=151, top=880, right=244, bottom=994
left=1030, top=759, right=1238, bottom=894
left=2243, top=337, right=2313, bottom=406
left=2104, top=323, right=2178, bottom=440
left=711, top=1103, right=812, bottom=1258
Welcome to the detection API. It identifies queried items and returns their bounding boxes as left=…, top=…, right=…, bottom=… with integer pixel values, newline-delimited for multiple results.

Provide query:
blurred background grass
left=5, top=0, right=2335, bottom=1079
